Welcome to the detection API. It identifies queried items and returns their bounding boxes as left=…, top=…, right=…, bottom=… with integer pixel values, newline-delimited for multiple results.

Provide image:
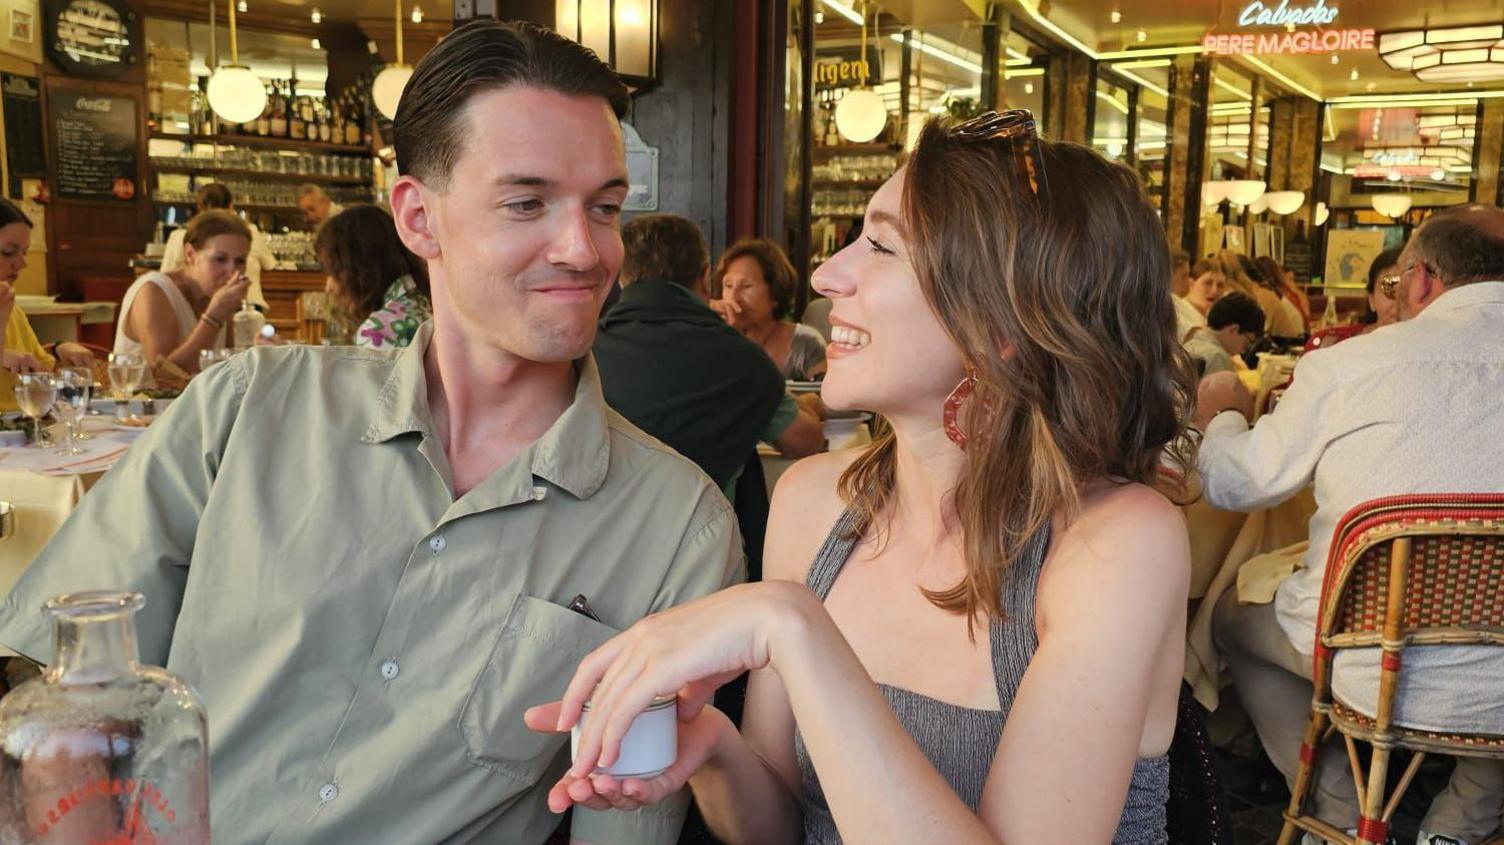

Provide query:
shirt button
left=380, top=660, right=400, bottom=681
left=429, top=535, right=446, bottom=554
left=318, top=783, right=338, bottom=803
left=531, top=486, right=547, bottom=501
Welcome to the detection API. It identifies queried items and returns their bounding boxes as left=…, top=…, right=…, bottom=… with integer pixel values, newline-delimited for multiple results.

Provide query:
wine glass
left=11, top=372, right=55, bottom=449
left=52, top=369, right=92, bottom=456
left=108, top=352, right=146, bottom=421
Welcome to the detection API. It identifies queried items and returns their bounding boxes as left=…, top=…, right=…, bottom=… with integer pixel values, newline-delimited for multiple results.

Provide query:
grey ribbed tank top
left=793, top=508, right=1169, bottom=844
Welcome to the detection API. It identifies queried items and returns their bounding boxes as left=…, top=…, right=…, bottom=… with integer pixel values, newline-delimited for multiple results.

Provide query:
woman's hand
left=0, top=281, right=15, bottom=326
left=542, top=581, right=815, bottom=781
left=524, top=702, right=732, bottom=813
left=1, top=349, right=41, bottom=374
left=53, top=342, right=94, bottom=370
left=205, top=273, right=251, bottom=323
left=707, top=297, right=743, bottom=325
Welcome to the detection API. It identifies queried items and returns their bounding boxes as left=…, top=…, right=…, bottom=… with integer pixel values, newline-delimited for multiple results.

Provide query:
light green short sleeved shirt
left=0, top=323, right=744, bottom=845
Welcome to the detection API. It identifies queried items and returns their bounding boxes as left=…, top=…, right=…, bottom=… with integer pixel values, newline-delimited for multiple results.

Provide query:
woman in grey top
left=709, top=237, right=827, bottom=380
left=531, top=113, right=1197, bottom=844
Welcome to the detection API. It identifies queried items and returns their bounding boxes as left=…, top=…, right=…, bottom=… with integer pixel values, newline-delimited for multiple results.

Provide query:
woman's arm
left=126, top=284, right=223, bottom=372
left=126, top=276, right=248, bottom=371
left=977, top=484, right=1189, bottom=842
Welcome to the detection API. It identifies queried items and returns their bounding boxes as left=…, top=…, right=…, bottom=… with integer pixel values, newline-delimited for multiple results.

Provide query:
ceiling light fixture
left=207, top=0, right=267, bottom=124
left=1110, top=9, right=1121, bottom=23
left=1371, top=194, right=1412, bottom=217
left=372, top=0, right=413, bottom=119
left=1380, top=25, right=1504, bottom=83
left=410, top=5, right=422, bottom=22
left=890, top=31, right=983, bottom=74
left=819, top=0, right=863, bottom=26
left=310, top=7, right=321, bottom=22
left=1351, top=68, right=1360, bottom=80
left=1136, top=29, right=1148, bottom=43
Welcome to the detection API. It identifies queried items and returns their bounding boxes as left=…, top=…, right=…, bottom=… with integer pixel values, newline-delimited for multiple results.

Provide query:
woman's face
left=0, top=222, right=32, bottom=283
left=1186, top=271, right=1224, bottom=315
left=718, top=255, right=777, bottom=328
left=1369, top=264, right=1399, bottom=327
left=184, top=234, right=249, bottom=295
left=811, top=168, right=966, bottom=419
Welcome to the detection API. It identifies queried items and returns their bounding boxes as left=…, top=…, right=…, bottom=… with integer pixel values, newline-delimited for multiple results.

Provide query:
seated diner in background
left=528, top=111, right=1196, bottom=844
left=1360, top=246, right=1402, bottom=334
left=1199, top=205, right=1504, bottom=845
left=1, top=198, right=95, bottom=409
left=314, top=204, right=432, bottom=349
left=113, top=210, right=250, bottom=373
left=594, top=212, right=823, bottom=496
left=709, top=238, right=827, bottom=381
left=159, top=182, right=273, bottom=309
left=1183, top=292, right=1264, bottom=379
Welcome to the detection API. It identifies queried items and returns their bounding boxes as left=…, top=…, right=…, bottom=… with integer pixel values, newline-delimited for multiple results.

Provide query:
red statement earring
left=942, top=368, right=978, bottom=450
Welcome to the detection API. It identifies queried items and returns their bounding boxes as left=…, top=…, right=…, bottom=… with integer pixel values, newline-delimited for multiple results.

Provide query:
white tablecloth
left=0, top=417, right=143, bottom=653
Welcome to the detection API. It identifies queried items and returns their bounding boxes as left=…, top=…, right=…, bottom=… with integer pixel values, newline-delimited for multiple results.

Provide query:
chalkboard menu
left=49, top=90, right=137, bottom=201
left=2, top=74, right=45, bottom=200
left=1284, top=228, right=1315, bottom=284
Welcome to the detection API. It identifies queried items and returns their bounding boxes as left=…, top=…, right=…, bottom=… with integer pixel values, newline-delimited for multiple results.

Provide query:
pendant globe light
left=372, top=0, right=412, bottom=120
left=1371, top=194, right=1413, bottom=218
left=833, top=1, right=887, bottom=143
left=1314, top=201, right=1330, bottom=226
left=206, top=0, right=267, bottom=124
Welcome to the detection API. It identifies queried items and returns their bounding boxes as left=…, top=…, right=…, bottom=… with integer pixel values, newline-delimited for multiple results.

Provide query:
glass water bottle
left=0, top=591, right=210, bottom=844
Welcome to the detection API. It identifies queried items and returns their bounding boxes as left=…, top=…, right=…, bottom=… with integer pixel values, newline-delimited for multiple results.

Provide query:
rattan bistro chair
left=1278, top=494, right=1504, bottom=845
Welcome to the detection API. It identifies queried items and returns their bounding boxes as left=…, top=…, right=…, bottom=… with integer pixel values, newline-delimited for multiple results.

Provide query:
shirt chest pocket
left=459, top=593, right=619, bottom=784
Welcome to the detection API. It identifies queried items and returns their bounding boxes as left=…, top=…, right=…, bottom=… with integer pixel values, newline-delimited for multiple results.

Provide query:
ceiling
left=1017, top=0, right=1504, bottom=99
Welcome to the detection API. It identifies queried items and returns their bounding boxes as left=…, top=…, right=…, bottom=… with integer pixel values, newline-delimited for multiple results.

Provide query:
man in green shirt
left=0, top=20, right=742, bottom=845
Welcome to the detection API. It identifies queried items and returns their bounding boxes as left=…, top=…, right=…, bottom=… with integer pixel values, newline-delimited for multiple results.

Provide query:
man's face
left=421, top=86, right=627, bottom=363
left=300, top=194, right=331, bottom=227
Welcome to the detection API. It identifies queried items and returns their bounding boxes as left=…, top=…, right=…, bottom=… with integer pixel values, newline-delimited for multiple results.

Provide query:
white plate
left=786, top=380, right=823, bottom=394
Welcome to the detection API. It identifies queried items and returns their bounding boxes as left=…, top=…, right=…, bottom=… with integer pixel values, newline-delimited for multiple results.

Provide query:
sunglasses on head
left=947, top=109, right=1047, bottom=202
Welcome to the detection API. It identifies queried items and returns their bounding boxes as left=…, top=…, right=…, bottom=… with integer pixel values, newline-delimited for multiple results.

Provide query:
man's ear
left=391, top=175, right=441, bottom=261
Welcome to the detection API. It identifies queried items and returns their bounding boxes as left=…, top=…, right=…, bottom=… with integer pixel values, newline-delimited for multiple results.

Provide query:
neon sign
left=1202, top=28, right=1374, bottom=55
left=1238, top=0, right=1340, bottom=27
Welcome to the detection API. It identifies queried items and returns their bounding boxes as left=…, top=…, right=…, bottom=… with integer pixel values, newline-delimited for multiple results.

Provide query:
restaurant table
left=21, top=301, right=119, bottom=345
left=0, top=417, right=142, bottom=655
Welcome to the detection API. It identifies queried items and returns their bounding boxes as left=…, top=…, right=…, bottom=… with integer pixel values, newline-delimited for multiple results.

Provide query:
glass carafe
left=231, top=301, right=265, bottom=351
left=0, top=591, right=209, bottom=844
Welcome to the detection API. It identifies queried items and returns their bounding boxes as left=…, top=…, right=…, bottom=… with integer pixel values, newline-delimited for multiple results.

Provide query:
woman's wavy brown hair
left=838, top=118, right=1198, bottom=624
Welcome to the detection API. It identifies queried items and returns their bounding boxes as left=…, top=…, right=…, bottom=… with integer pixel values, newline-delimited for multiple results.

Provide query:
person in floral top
left=315, top=204, right=431, bottom=348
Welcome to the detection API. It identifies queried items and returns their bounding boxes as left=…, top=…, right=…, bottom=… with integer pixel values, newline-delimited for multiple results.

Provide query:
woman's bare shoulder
left=1040, top=482, right=1190, bottom=616
left=762, top=450, right=863, bottom=583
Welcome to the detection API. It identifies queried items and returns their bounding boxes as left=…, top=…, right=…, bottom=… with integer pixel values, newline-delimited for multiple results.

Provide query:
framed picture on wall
left=0, top=0, right=41, bottom=61
left=10, top=8, right=33, bottom=43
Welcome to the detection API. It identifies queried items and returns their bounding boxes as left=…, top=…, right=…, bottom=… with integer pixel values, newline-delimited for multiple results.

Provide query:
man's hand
left=1194, top=371, right=1254, bottom=430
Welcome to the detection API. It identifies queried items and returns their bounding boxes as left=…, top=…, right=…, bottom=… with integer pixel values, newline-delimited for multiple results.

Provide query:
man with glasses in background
left=1197, top=204, right=1504, bottom=845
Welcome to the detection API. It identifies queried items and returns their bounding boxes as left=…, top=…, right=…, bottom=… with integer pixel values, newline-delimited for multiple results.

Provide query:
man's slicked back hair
left=393, top=19, right=629, bottom=190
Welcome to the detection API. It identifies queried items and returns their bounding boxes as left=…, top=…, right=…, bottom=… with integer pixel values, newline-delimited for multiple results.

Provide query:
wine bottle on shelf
left=317, top=100, right=332, bottom=143
left=270, top=82, right=288, bottom=138
left=198, top=76, right=215, bottom=137
left=290, top=94, right=306, bottom=140
left=344, top=95, right=362, bottom=146
left=256, top=83, right=271, bottom=136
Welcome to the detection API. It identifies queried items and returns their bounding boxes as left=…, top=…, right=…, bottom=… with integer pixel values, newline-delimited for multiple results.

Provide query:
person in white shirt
left=1177, top=258, right=1223, bottom=342
left=297, top=183, right=344, bottom=228
left=1198, top=204, right=1504, bottom=845
left=160, top=183, right=272, bottom=309
left=1170, top=248, right=1204, bottom=342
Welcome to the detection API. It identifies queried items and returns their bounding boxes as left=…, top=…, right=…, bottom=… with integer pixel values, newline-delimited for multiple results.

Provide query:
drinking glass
left=108, top=351, right=146, bottom=421
left=12, top=372, right=55, bottom=449
left=52, top=369, right=91, bottom=456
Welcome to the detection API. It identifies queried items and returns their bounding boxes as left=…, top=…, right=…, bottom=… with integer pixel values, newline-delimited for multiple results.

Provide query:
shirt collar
left=361, top=321, right=611, bottom=500
left=600, top=278, right=721, bottom=327
left=1414, top=280, right=1504, bottom=320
